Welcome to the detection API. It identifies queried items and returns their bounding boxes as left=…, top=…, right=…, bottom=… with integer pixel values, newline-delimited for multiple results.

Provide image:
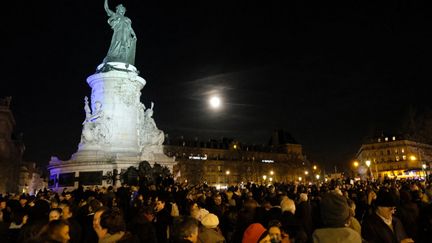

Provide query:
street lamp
left=298, top=176, right=302, bottom=181
left=316, top=174, right=320, bottom=180
left=269, top=177, right=273, bottom=182
left=263, top=175, right=267, bottom=181
left=353, top=161, right=359, bottom=168
left=365, top=160, right=372, bottom=180
left=270, top=170, right=274, bottom=175
left=422, top=164, right=427, bottom=179
left=365, top=160, right=371, bottom=167
left=225, top=170, right=230, bottom=186
left=313, top=165, right=317, bottom=171
left=305, top=171, right=309, bottom=175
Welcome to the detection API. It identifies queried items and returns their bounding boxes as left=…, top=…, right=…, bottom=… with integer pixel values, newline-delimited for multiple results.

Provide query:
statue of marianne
left=103, top=0, right=137, bottom=65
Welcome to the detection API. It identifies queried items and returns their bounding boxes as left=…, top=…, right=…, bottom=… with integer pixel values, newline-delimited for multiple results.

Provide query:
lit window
left=378, top=138, right=381, bottom=142
left=402, top=155, right=406, bottom=160
left=401, top=149, right=405, bottom=153
left=396, top=156, right=399, bottom=161
left=385, top=137, right=388, bottom=141
left=392, top=136, right=396, bottom=141
left=395, top=149, right=398, bottom=154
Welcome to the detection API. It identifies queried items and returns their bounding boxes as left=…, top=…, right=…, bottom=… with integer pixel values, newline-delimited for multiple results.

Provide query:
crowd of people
left=0, top=177, right=432, bottom=243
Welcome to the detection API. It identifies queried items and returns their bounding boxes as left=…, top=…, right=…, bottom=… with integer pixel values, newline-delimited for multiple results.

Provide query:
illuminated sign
left=189, top=155, right=207, bottom=160
left=261, top=159, right=274, bottom=163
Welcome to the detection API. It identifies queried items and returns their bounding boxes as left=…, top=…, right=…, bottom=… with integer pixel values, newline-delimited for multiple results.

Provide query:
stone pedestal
left=48, top=62, right=176, bottom=191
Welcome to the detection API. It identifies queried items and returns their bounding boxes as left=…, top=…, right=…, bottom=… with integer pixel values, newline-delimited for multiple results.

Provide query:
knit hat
left=375, top=189, right=397, bottom=207
left=201, top=213, right=219, bottom=228
left=242, top=223, right=267, bottom=243
left=320, top=192, right=350, bottom=227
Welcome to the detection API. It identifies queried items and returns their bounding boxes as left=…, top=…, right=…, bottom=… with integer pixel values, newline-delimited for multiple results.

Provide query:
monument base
left=48, top=149, right=175, bottom=191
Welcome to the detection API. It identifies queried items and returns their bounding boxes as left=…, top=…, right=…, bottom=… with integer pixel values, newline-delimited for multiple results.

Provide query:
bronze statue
left=103, top=0, right=137, bottom=65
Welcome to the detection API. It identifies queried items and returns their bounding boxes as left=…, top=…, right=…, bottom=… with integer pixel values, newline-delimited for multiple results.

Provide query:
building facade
left=165, top=130, right=311, bottom=187
left=355, top=134, right=432, bottom=179
left=0, top=97, right=47, bottom=194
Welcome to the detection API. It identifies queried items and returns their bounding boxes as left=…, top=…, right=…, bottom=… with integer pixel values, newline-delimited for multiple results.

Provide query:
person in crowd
left=82, top=199, right=103, bottom=243
left=242, top=223, right=272, bottom=243
left=154, top=194, right=173, bottom=243
left=49, top=208, right=62, bottom=222
left=267, top=220, right=286, bottom=243
left=346, top=199, right=361, bottom=235
left=312, top=192, right=361, bottom=243
left=362, top=189, right=414, bottom=243
left=171, top=216, right=199, bottom=243
left=36, top=219, right=70, bottom=243
left=58, top=201, right=82, bottom=243
left=198, top=213, right=225, bottom=243
left=129, top=206, right=158, bottom=243
left=280, top=197, right=307, bottom=243
left=93, top=207, right=137, bottom=243
left=295, top=193, right=314, bottom=237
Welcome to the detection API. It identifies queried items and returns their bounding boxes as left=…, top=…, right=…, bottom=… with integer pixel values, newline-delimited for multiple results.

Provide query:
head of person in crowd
left=64, top=191, right=73, bottom=202
left=94, top=207, right=126, bottom=240
left=28, top=199, right=51, bottom=222
left=299, top=193, right=308, bottom=202
left=58, top=201, right=73, bottom=220
left=190, top=202, right=209, bottom=221
left=375, top=189, right=397, bottom=221
left=262, top=200, right=272, bottom=211
left=19, top=194, right=27, bottom=207
left=38, top=219, right=70, bottom=243
left=49, top=208, right=63, bottom=222
left=155, top=195, right=167, bottom=213
left=171, top=216, right=199, bottom=243
left=50, top=198, right=59, bottom=209
left=242, top=223, right=271, bottom=243
left=137, top=206, right=156, bottom=223
left=88, top=198, right=103, bottom=214
left=320, top=192, right=351, bottom=228
left=280, top=198, right=296, bottom=214
left=244, top=198, right=258, bottom=211
left=268, top=220, right=283, bottom=243
left=213, top=193, right=223, bottom=206
left=201, top=213, right=219, bottom=229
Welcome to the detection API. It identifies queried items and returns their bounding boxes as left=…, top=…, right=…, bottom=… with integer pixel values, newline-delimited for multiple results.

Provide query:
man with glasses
left=362, top=189, right=414, bottom=243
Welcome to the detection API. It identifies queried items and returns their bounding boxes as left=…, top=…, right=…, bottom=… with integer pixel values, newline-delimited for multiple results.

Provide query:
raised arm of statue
left=104, top=0, right=115, bottom=17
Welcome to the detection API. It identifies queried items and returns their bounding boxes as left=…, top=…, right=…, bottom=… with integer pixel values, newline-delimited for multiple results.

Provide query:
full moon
left=209, top=96, right=221, bottom=108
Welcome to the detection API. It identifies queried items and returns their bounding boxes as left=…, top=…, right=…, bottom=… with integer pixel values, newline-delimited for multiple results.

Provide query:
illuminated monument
left=48, top=0, right=175, bottom=189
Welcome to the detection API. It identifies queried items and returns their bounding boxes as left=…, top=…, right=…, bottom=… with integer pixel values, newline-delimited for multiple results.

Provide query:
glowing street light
left=353, top=161, right=359, bottom=167
left=226, top=170, right=230, bottom=175
left=410, top=155, right=417, bottom=161
left=298, top=176, right=302, bottom=181
left=365, top=160, right=371, bottom=167
left=270, top=170, right=274, bottom=175
left=305, top=171, right=309, bottom=175
left=313, top=165, right=317, bottom=170
left=316, top=174, right=320, bottom=180
left=269, top=177, right=273, bottom=182
left=263, top=175, right=267, bottom=180
left=423, top=164, right=427, bottom=169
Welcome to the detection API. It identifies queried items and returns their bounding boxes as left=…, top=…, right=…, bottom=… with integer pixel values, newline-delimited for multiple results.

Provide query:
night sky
left=2, top=1, right=431, bottom=171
